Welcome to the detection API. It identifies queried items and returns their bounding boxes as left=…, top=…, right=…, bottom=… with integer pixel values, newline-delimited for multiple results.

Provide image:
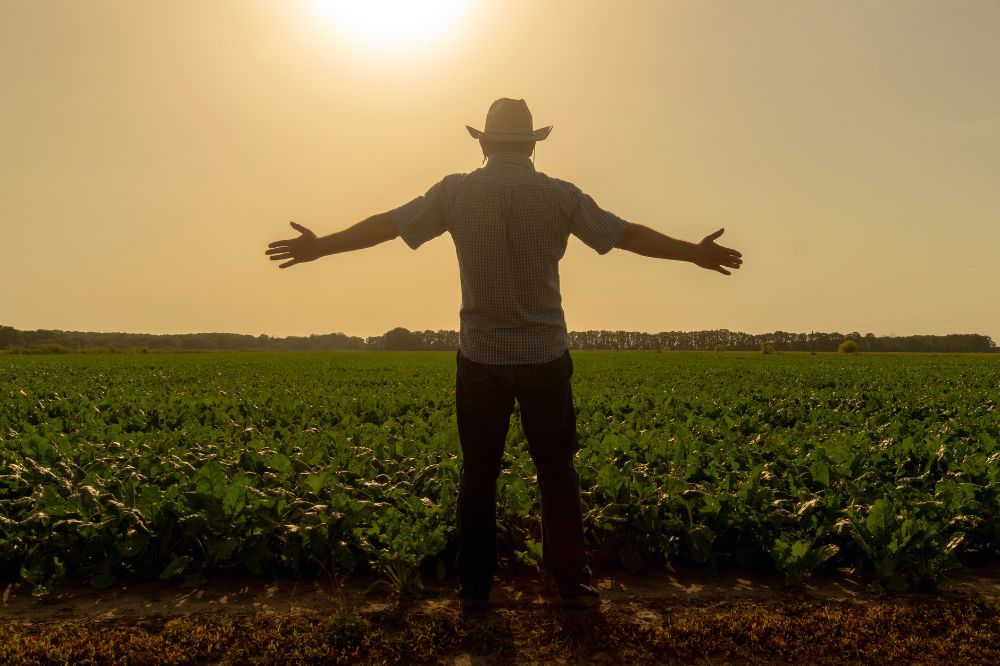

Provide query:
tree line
left=567, top=329, right=996, bottom=353
left=1, top=325, right=995, bottom=353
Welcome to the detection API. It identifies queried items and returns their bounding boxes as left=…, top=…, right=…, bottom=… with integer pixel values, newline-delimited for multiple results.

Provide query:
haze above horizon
left=2, top=1, right=998, bottom=341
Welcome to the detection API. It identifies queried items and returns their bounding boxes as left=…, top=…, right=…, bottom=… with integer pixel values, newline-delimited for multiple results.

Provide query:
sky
left=2, top=0, right=999, bottom=342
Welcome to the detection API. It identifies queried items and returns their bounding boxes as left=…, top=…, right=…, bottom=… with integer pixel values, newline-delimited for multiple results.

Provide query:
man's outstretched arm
left=265, top=213, right=399, bottom=269
left=615, top=224, right=743, bottom=275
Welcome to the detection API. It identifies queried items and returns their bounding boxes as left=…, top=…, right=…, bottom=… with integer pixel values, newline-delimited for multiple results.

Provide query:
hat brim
left=466, top=125, right=552, bottom=142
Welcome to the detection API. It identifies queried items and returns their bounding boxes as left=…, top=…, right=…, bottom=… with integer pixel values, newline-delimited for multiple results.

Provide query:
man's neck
left=485, top=152, right=535, bottom=168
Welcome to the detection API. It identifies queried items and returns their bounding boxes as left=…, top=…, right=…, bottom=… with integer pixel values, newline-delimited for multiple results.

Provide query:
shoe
left=558, top=584, right=601, bottom=610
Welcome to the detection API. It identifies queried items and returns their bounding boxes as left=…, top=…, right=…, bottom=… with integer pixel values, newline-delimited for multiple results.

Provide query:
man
left=265, top=98, right=743, bottom=610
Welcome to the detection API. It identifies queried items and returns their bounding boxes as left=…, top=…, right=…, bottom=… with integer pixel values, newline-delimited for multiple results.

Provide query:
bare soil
left=4, top=562, right=1000, bottom=623
left=3, top=563, right=1000, bottom=664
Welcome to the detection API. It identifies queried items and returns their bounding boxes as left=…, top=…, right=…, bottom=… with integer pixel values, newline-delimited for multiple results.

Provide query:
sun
left=310, top=0, right=473, bottom=49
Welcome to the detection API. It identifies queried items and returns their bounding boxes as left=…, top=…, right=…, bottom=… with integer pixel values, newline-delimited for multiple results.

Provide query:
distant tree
left=839, top=339, right=859, bottom=354
left=382, top=327, right=422, bottom=351
left=0, top=326, right=24, bottom=348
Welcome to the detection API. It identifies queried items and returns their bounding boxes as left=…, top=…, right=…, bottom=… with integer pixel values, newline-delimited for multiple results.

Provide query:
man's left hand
left=692, top=228, right=743, bottom=275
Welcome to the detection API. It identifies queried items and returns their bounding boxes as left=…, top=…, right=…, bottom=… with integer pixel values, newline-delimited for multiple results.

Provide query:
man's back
left=265, top=97, right=742, bottom=612
left=392, top=152, right=627, bottom=364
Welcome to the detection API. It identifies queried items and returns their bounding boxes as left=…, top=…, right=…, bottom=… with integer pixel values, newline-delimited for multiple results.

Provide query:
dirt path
left=4, top=563, right=1000, bottom=622
left=3, top=564, right=1000, bottom=664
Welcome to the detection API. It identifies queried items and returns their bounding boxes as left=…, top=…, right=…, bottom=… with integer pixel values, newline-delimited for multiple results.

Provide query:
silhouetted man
left=266, top=98, right=743, bottom=610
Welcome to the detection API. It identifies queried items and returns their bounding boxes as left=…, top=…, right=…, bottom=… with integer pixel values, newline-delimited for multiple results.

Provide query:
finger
left=266, top=246, right=293, bottom=255
left=714, top=266, right=731, bottom=276
left=704, top=228, right=724, bottom=242
left=268, top=239, right=296, bottom=248
left=711, top=253, right=741, bottom=268
left=279, top=259, right=299, bottom=269
left=290, top=221, right=311, bottom=235
left=269, top=253, right=293, bottom=261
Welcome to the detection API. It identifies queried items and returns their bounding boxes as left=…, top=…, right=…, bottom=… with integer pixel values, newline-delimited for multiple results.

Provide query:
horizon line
left=2, top=324, right=993, bottom=340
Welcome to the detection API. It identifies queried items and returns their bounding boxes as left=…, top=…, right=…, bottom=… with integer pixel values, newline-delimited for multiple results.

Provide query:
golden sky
left=2, top=0, right=999, bottom=341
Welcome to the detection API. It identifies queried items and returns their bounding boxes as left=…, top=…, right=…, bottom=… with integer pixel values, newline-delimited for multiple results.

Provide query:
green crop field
left=2, top=351, right=999, bottom=598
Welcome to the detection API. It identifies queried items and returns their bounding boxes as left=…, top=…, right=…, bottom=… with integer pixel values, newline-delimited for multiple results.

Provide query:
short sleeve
left=390, top=176, right=458, bottom=250
left=568, top=190, right=629, bottom=255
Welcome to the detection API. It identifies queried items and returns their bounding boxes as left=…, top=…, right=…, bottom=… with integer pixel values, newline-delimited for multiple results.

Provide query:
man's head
left=479, top=138, right=536, bottom=159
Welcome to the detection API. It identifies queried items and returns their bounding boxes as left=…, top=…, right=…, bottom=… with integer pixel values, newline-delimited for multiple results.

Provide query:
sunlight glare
left=311, top=0, right=472, bottom=49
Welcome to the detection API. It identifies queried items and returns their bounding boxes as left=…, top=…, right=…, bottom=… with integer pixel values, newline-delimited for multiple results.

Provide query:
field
left=2, top=351, right=1000, bottom=663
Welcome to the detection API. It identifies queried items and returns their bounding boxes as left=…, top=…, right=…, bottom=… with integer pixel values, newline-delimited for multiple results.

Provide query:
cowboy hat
left=466, top=98, right=552, bottom=142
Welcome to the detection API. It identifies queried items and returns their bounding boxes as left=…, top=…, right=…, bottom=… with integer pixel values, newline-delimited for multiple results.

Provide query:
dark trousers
left=455, top=349, right=590, bottom=595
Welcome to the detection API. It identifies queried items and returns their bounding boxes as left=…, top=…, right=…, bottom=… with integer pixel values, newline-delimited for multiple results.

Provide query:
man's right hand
left=266, top=221, right=322, bottom=269
left=691, top=228, right=743, bottom=276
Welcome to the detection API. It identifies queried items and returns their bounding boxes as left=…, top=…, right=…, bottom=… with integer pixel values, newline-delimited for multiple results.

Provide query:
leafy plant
left=769, top=535, right=839, bottom=587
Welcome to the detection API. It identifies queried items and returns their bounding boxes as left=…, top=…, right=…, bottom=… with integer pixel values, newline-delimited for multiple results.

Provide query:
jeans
left=455, top=348, right=591, bottom=596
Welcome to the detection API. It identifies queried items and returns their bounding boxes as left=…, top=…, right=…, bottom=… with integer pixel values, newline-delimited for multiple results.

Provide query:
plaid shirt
left=390, top=152, right=628, bottom=365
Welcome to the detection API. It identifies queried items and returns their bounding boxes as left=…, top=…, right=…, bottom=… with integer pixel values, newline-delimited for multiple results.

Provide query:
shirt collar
left=485, top=152, right=535, bottom=171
